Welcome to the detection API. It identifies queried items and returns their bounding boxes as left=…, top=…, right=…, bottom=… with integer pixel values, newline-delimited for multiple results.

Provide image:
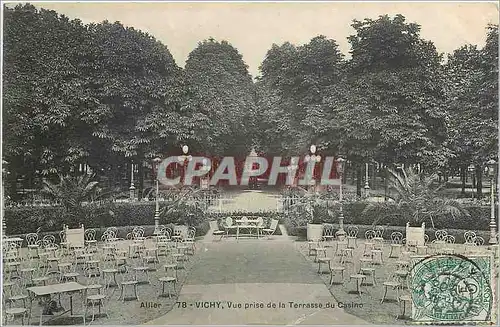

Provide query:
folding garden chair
left=26, top=233, right=40, bottom=259
left=3, top=283, right=30, bottom=326
left=464, top=231, right=477, bottom=253
left=118, top=265, right=139, bottom=302
left=373, top=225, right=385, bottom=249
left=362, top=230, right=376, bottom=256
left=346, top=226, right=359, bottom=249
left=380, top=274, right=401, bottom=303
left=158, top=262, right=177, bottom=299
left=389, top=232, right=404, bottom=258
left=315, top=241, right=332, bottom=273
left=416, top=234, right=429, bottom=255
left=441, top=235, right=456, bottom=255
left=85, top=274, right=108, bottom=322
left=262, top=219, right=279, bottom=239
left=322, top=224, right=336, bottom=247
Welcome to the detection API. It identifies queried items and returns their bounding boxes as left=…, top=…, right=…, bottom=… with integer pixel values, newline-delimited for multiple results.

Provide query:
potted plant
left=287, top=187, right=328, bottom=241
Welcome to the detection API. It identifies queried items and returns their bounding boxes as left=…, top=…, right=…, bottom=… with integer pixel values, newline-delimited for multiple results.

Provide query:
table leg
left=70, top=295, right=73, bottom=315
left=236, top=226, right=239, bottom=240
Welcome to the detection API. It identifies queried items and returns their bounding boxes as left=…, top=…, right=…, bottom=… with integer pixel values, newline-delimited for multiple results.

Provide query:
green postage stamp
left=409, top=254, right=496, bottom=324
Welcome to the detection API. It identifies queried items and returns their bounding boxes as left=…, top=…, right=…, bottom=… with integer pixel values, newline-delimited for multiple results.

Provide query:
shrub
left=4, top=201, right=209, bottom=235
left=281, top=199, right=493, bottom=232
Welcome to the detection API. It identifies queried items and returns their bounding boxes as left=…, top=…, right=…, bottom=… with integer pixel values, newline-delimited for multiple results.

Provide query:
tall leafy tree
left=339, top=15, right=450, bottom=170
left=3, top=4, right=94, bottom=198
left=445, top=25, right=498, bottom=198
left=257, top=36, right=345, bottom=156
left=183, top=38, right=256, bottom=157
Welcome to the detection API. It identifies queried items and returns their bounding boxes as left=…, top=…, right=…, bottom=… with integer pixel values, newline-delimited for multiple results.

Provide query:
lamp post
left=177, top=145, right=192, bottom=187
left=2, top=160, right=8, bottom=239
left=486, top=159, right=497, bottom=244
left=364, top=162, right=370, bottom=198
left=287, top=157, right=299, bottom=187
left=200, top=158, right=211, bottom=189
left=304, top=145, right=321, bottom=192
left=468, top=164, right=475, bottom=200
left=335, top=156, right=346, bottom=237
left=129, top=163, right=136, bottom=201
left=153, top=157, right=162, bottom=235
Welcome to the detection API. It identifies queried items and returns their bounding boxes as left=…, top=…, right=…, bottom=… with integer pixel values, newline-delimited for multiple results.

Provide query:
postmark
left=409, top=254, right=495, bottom=324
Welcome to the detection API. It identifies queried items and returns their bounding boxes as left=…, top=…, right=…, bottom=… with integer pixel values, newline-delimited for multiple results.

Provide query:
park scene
left=2, top=2, right=499, bottom=326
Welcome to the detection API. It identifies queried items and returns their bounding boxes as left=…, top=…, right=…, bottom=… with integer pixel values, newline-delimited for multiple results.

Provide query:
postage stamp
left=409, top=254, right=496, bottom=324
left=2, top=1, right=499, bottom=326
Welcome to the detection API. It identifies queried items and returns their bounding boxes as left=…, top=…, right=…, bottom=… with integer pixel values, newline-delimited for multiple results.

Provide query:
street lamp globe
left=335, top=157, right=346, bottom=175
left=182, top=145, right=189, bottom=155
left=487, top=159, right=497, bottom=177
left=310, top=144, right=317, bottom=154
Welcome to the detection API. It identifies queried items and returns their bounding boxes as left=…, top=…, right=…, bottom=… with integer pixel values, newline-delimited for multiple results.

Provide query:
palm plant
left=362, top=167, right=469, bottom=228
left=159, top=186, right=207, bottom=227
left=286, top=186, right=339, bottom=226
left=42, top=173, right=101, bottom=227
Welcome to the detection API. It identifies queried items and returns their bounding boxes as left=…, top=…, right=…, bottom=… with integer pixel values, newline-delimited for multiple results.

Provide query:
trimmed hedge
left=289, top=223, right=492, bottom=245
left=4, top=201, right=209, bottom=236
left=281, top=202, right=495, bottom=237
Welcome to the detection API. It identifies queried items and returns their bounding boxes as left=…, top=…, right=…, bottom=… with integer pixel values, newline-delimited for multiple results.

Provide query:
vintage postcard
left=1, top=1, right=499, bottom=326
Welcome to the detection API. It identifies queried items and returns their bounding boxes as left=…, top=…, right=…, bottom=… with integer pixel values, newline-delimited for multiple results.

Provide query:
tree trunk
left=356, top=166, right=362, bottom=197
left=384, top=165, right=388, bottom=201
left=138, top=162, right=144, bottom=200
left=460, top=165, right=466, bottom=195
left=475, top=166, right=483, bottom=199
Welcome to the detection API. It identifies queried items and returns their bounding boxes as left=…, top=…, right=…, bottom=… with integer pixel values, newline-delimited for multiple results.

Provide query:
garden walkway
left=144, top=236, right=369, bottom=325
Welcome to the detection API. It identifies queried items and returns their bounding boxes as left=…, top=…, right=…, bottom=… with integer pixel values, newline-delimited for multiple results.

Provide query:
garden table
left=27, top=281, right=87, bottom=325
left=235, top=219, right=261, bottom=239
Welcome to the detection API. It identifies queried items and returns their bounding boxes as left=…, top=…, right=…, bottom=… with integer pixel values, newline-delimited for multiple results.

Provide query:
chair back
left=269, top=219, right=279, bottom=232
left=365, top=230, right=376, bottom=241
left=26, top=233, right=39, bottom=246
left=59, top=230, right=67, bottom=243
left=444, top=235, right=455, bottom=244
left=390, top=232, right=404, bottom=244
left=256, top=217, right=264, bottom=228
left=374, top=226, right=385, bottom=238
left=132, top=227, right=145, bottom=239
left=322, top=224, right=335, bottom=239
left=464, top=231, right=477, bottom=244
left=475, top=236, right=485, bottom=246
left=347, top=226, right=359, bottom=238
left=424, top=234, right=429, bottom=244
left=435, top=230, right=447, bottom=241
left=241, top=216, right=248, bottom=224
left=187, top=228, right=196, bottom=239
left=225, top=217, right=233, bottom=227
left=85, top=229, right=96, bottom=241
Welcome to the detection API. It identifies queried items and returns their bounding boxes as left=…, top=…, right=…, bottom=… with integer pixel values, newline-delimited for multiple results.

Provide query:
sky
left=6, top=1, right=499, bottom=78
